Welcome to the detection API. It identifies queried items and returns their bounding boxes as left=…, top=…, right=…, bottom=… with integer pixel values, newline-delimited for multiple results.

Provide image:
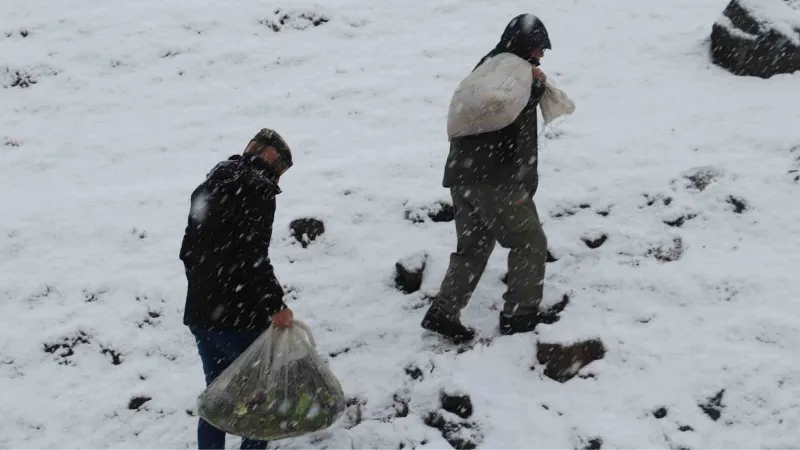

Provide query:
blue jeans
left=191, top=326, right=269, bottom=450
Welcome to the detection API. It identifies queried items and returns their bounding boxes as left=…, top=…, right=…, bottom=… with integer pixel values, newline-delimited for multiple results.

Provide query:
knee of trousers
left=497, top=227, right=547, bottom=253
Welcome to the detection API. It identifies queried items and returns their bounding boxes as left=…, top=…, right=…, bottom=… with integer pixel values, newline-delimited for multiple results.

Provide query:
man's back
left=180, top=154, right=286, bottom=331
left=442, top=87, right=542, bottom=193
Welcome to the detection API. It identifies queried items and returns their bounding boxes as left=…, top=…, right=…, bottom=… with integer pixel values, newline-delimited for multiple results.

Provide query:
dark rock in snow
left=711, top=0, right=800, bottom=78
left=546, top=250, right=559, bottom=263
left=446, top=437, right=478, bottom=450
left=160, top=50, right=181, bottom=58
left=128, top=396, right=151, bottom=410
left=654, top=407, right=668, bottom=419
left=83, top=288, right=106, bottom=303
left=101, top=347, right=123, bottom=365
left=664, top=213, right=697, bottom=228
left=342, top=397, right=365, bottom=429
left=424, top=411, right=446, bottom=430
left=346, top=396, right=364, bottom=408
left=394, top=252, right=427, bottom=294
left=405, top=364, right=424, bottom=381
left=405, top=201, right=455, bottom=223
left=644, top=193, right=673, bottom=207
left=441, top=391, right=473, bottom=419
left=679, top=166, right=722, bottom=193
left=5, top=28, right=31, bottom=39
left=429, top=203, right=455, bottom=222
left=43, top=331, right=91, bottom=365
left=132, top=228, right=147, bottom=239
left=552, top=206, right=578, bottom=219
left=282, top=284, right=300, bottom=301
left=423, top=412, right=480, bottom=450
left=583, top=438, right=603, bottom=450
left=261, top=9, right=330, bottom=32
left=139, top=309, right=163, bottom=329
left=699, top=389, right=726, bottom=421
left=648, top=237, right=684, bottom=262
left=2, top=68, right=37, bottom=89
left=679, top=425, right=695, bottom=432
left=4, top=137, right=21, bottom=147
left=726, top=195, right=748, bottom=213
left=27, top=284, right=54, bottom=302
left=582, top=233, right=608, bottom=249
left=536, top=339, right=606, bottom=383
left=289, top=217, right=325, bottom=248
left=392, top=393, right=410, bottom=419
left=329, top=347, right=351, bottom=358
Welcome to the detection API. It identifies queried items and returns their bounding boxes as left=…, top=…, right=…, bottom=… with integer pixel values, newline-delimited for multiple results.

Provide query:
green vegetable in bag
left=197, top=321, right=346, bottom=441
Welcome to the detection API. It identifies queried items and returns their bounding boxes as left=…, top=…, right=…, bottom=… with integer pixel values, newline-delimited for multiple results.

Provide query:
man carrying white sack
left=422, top=13, right=575, bottom=342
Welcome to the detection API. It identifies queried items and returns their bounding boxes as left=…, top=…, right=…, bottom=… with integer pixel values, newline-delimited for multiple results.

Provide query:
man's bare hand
left=272, top=307, right=294, bottom=328
left=532, top=67, right=547, bottom=85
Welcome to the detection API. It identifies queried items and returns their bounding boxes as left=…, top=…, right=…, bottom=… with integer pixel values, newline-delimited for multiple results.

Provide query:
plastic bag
left=197, top=321, right=346, bottom=441
left=447, top=52, right=533, bottom=140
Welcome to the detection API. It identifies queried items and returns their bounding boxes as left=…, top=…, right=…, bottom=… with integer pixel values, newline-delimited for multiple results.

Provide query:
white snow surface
left=2, top=0, right=800, bottom=448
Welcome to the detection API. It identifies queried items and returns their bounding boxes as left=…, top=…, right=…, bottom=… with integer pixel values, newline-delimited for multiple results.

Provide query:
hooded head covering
left=477, top=14, right=551, bottom=69
left=248, top=128, right=293, bottom=168
left=243, top=128, right=294, bottom=177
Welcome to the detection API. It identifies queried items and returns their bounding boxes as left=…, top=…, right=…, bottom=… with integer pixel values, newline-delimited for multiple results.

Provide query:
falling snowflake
left=520, top=14, right=538, bottom=33
left=190, top=192, right=209, bottom=221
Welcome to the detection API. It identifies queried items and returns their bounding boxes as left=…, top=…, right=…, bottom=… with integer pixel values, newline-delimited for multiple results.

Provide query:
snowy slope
left=2, top=0, right=800, bottom=448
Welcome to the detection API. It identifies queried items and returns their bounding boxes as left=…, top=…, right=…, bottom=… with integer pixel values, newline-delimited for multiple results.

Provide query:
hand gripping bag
left=446, top=52, right=533, bottom=140
left=197, top=321, right=346, bottom=441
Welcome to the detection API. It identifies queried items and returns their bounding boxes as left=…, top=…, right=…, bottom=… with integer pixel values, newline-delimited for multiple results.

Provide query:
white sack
left=446, top=53, right=533, bottom=140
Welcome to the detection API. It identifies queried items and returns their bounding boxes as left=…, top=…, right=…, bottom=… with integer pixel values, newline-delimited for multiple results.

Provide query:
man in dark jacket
left=422, top=14, right=554, bottom=342
left=180, top=128, right=294, bottom=449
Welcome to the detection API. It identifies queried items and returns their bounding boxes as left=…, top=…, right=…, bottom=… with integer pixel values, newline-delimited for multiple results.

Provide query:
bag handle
left=291, top=320, right=316, bottom=349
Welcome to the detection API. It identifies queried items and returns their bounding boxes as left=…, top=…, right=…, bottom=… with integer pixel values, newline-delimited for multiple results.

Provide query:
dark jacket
left=180, top=154, right=286, bottom=331
left=442, top=14, right=550, bottom=195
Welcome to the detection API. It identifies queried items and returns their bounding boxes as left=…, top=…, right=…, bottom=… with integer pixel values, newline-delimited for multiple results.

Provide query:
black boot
left=421, top=306, right=475, bottom=343
left=501, top=294, right=571, bottom=334
left=499, top=311, right=540, bottom=336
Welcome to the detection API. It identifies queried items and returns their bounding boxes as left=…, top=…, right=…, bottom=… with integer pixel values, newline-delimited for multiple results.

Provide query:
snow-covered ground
left=2, top=0, right=800, bottom=448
